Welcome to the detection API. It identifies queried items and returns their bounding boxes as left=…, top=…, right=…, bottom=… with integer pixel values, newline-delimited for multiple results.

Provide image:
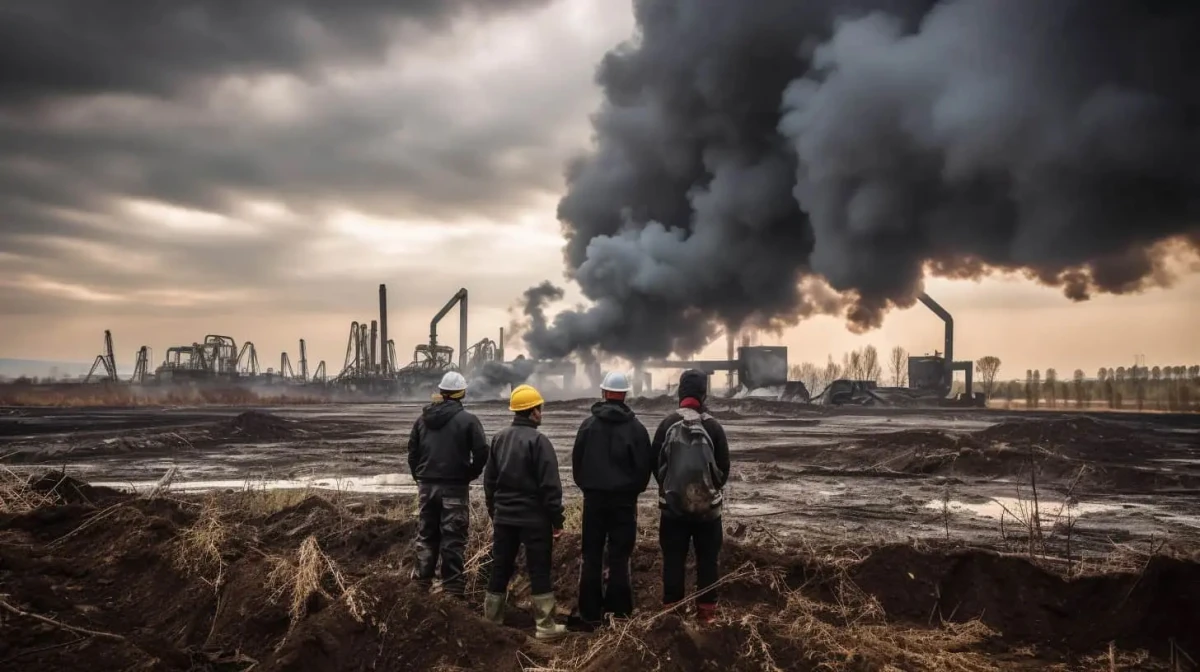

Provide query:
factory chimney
left=459, top=290, right=469, bottom=371
left=917, top=293, right=953, bottom=387
left=379, top=284, right=389, bottom=374
left=370, top=320, right=378, bottom=371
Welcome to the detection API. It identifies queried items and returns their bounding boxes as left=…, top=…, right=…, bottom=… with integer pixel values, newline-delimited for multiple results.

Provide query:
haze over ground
left=1, top=0, right=1197, bottom=379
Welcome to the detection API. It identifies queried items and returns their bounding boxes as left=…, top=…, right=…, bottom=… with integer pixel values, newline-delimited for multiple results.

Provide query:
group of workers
left=406, top=368, right=730, bottom=640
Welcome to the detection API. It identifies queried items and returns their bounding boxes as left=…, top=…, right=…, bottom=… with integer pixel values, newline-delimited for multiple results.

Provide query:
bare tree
left=889, top=346, right=908, bottom=387
left=974, top=356, right=1002, bottom=400
left=1072, top=369, right=1085, bottom=408
left=1045, top=368, right=1058, bottom=408
left=1032, top=370, right=1041, bottom=409
left=820, top=356, right=842, bottom=390
left=843, top=349, right=864, bottom=380
left=862, top=345, right=882, bottom=382
left=791, top=362, right=822, bottom=397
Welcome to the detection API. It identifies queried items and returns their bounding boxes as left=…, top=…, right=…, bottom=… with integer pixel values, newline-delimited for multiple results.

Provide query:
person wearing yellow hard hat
left=481, top=384, right=567, bottom=640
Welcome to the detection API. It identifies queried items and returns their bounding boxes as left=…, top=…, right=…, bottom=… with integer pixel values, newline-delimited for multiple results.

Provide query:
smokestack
left=370, top=320, right=378, bottom=371
left=299, top=339, right=308, bottom=382
left=917, top=293, right=954, bottom=391
left=498, top=327, right=505, bottom=363
left=459, top=290, right=469, bottom=371
left=379, top=284, right=389, bottom=374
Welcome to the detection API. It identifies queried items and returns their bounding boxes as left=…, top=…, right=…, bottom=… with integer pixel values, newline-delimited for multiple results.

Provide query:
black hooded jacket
left=484, top=416, right=565, bottom=528
left=651, top=369, right=731, bottom=497
left=407, top=399, right=488, bottom=485
left=572, top=400, right=653, bottom=502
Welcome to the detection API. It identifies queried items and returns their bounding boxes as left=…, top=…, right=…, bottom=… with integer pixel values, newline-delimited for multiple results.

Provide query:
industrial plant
left=26, top=284, right=987, bottom=408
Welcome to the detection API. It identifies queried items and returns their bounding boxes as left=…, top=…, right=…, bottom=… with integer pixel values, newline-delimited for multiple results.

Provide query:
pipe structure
left=104, top=330, right=116, bottom=381
left=428, top=288, right=468, bottom=370
left=917, top=292, right=954, bottom=393
left=498, top=327, right=505, bottom=365
left=645, top=359, right=739, bottom=375
left=379, top=284, right=389, bottom=374
left=459, top=291, right=468, bottom=370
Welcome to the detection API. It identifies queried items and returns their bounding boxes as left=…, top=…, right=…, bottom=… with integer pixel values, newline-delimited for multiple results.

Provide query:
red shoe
left=696, top=603, right=718, bottom=624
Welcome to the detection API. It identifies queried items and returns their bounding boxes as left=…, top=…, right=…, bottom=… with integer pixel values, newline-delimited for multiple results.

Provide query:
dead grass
left=0, top=383, right=330, bottom=408
left=530, top=559, right=1002, bottom=672
left=0, top=465, right=61, bottom=513
left=268, top=535, right=371, bottom=632
left=173, top=496, right=230, bottom=589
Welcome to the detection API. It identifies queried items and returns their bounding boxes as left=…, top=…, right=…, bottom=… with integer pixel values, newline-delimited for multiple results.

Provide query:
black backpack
left=658, top=408, right=723, bottom=519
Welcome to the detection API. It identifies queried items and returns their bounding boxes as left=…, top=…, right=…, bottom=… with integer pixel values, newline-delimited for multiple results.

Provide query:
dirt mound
left=24, top=472, right=125, bottom=505
left=849, top=544, right=1200, bottom=653
left=224, top=410, right=300, bottom=440
left=978, top=416, right=1143, bottom=447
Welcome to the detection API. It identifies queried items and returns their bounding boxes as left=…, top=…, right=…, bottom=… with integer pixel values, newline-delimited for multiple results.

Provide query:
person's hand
left=552, top=527, right=563, bottom=540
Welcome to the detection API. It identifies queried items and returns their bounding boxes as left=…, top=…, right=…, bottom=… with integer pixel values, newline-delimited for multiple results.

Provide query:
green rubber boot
left=483, top=592, right=507, bottom=625
left=531, top=593, right=568, bottom=641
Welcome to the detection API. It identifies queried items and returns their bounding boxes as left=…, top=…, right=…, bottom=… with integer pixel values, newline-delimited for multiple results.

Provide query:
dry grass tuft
left=462, top=496, right=495, bottom=597
left=0, top=465, right=61, bottom=513
left=173, top=496, right=230, bottom=589
left=269, top=535, right=369, bottom=629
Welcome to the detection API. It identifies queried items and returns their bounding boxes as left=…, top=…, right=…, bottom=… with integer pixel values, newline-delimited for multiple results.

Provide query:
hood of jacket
left=590, top=400, right=635, bottom=424
left=677, top=369, right=708, bottom=402
left=422, top=399, right=463, bottom=430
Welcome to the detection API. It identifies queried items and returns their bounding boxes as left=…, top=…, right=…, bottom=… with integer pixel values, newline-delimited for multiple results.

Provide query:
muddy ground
left=3, top=399, right=1199, bottom=556
left=2, top=400, right=1200, bottom=670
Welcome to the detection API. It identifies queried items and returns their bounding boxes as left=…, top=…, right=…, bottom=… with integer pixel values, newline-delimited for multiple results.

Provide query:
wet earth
left=3, top=398, right=1199, bottom=558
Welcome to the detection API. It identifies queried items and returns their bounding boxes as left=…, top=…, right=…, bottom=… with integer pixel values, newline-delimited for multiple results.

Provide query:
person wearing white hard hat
left=567, top=370, right=653, bottom=630
left=406, top=370, right=488, bottom=599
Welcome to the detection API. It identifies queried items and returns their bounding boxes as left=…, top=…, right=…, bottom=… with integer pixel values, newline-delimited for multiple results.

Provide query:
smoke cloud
left=523, top=0, right=1200, bottom=361
left=467, top=357, right=536, bottom=398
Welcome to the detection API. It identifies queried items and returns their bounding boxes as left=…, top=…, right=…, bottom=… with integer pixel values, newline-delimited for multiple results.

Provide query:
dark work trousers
left=488, top=523, right=554, bottom=595
left=659, top=514, right=723, bottom=605
left=577, top=495, right=637, bottom=622
left=412, top=483, right=470, bottom=596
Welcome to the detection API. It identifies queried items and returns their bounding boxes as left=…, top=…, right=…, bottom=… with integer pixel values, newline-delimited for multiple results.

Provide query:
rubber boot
left=696, top=602, right=718, bottom=625
left=531, top=593, right=568, bottom=641
left=483, top=592, right=507, bottom=625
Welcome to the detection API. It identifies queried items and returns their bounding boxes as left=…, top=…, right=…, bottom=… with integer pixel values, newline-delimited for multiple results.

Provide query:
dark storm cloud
left=523, top=0, right=1200, bottom=361
left=0, top=0, right=612, bottom=330
left=0, top=0, right=545, bottom=105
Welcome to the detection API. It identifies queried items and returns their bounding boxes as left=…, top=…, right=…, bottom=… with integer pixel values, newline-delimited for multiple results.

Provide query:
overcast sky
left=1, top=0, right=1196, bottom=379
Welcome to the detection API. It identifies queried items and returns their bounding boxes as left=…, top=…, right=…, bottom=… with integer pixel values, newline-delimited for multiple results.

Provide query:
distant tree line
left=789, top=348, right=1200, bottom=413
left=1003, top=364, right=1200, bottom=412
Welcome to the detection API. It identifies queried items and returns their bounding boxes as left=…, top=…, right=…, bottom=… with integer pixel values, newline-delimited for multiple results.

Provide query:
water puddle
left=924, top=497, right=1123, bottom=523
left=92, top=472, right=423, bottom=495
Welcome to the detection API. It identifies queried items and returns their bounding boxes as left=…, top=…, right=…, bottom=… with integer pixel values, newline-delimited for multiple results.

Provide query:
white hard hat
left=438, top=371, right=468, bottom=392
left=600, top=371, right=632, bottom=393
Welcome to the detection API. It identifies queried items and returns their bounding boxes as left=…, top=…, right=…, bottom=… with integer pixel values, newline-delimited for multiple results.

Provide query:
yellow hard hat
left=509, top=384, right=545, bottom=412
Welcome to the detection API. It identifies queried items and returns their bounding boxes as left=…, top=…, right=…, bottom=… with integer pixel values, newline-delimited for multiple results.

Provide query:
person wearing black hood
left=568, top=371, right=653, bottom=629
left=651, top=368, right=731, bottom=624
left=406, top=371, right=488, bottom=598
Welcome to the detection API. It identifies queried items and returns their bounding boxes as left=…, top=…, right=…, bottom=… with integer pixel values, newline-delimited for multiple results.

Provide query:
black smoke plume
left=467, top=357, right=536, bottom=397
left=523, top=0, right=1200, bottom=361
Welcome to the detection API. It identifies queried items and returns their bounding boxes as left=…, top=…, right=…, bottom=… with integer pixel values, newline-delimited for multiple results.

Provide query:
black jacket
left=407, top=400, right=488, bottom=485
left=651, top=406, right=731, bottom=515
left=484, top=417, right=565, bottom=528
left=572, top=401, right=653, bottom=502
